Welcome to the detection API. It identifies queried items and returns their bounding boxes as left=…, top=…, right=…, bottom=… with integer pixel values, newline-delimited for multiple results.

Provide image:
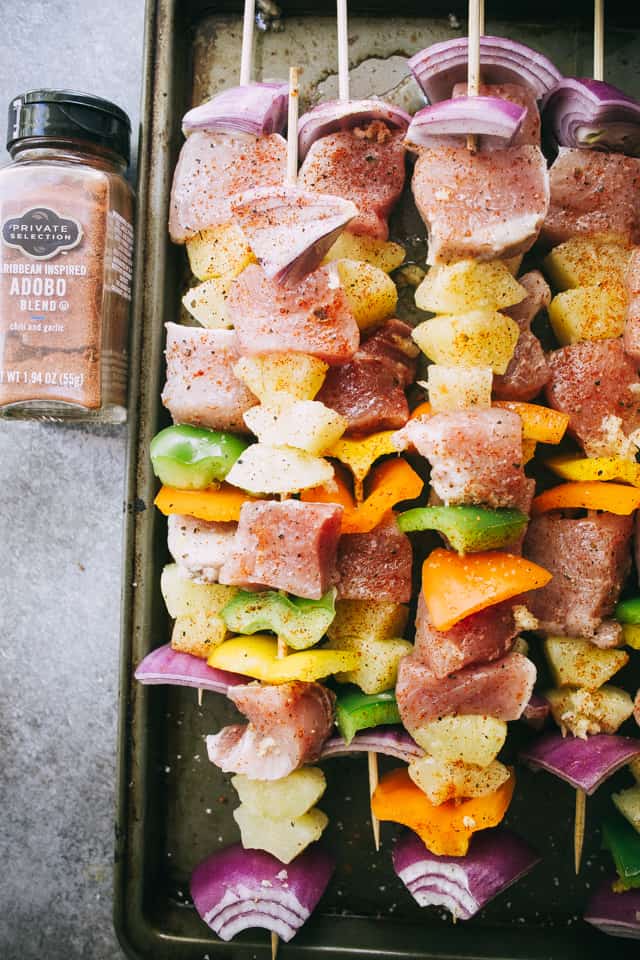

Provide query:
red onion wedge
left=520, top=732, right=640, bottom=795
left=542, top=78, right=640, bottom=156
left=585, top=875, right=640, bottom=940
left=182, top=82, right=288, bottom=137
left=134, top=644, right=247, bottom=695
left=406, top=97, right=526, bottom=150
left=231, top=186, right=356, bottom=285
left=191, top=843, right=334, bottom=942
left=521, top=694, right=550, bottom=731
left=408, top=37, right=561, bottom=104
left=298, top=99, right=411, bottom=161
left=319, top=726, right=423, bottom=763
left=393, top=828, right=540, bottom=920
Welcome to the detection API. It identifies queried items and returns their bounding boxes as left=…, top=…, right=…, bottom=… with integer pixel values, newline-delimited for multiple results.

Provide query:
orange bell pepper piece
left=410, top=401, right=433, bottom=420
left=493, top=401, right=569, bottom=444
left=154, top=483, right=257, bottom=522
left=300, top=463, right=355, bottom=511
left=531, top=481, right=640, bottom=516
left=302, top=458, right=424, bottom=534
left=372, top=766, right=515, bottom=857
left=422, top=548, right=552, bottom=630
left=342, top=458, right=424, bottom=534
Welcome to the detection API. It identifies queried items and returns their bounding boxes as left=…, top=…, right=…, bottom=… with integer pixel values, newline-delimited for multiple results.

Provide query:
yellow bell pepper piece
left=371, top=766, right=516, bottom=857
left=329, top=431, right=397, bottom=486
left=493, top=401, right=569, bottom=444
left=531, top=481, right=640, bottom=516
left=154, top=484, right=257, bottom=522
left=545, top=454, right=640, bottom=488
left=622, top=624, right=640, bottom=650
left=208, top=634, right=358, bottom=683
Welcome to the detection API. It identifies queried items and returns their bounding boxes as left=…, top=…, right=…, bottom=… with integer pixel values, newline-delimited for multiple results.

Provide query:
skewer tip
left=574, top=788, right=587, bottom=875
left=271, top=930, right=279, bottom=960
left=368, top=751, right=381, bottom=851
left=197, top=687, right=203, bottom=708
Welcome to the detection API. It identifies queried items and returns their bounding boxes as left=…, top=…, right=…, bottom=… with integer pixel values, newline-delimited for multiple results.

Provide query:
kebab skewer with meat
left=513, top=1, right=640, bottom=876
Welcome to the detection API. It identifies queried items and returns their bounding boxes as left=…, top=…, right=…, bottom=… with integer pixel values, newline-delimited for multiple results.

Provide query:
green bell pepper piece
left=615, top=596, right=640, bottom=625
left=335, top=687, right=401, bottom=744
left=150, top=424, right=250, bottom=489
left=396, top=504, right=528, bottom=553
left=602, top=811, right=640, bottom=890
left=220, top=588, right=337, bottom=651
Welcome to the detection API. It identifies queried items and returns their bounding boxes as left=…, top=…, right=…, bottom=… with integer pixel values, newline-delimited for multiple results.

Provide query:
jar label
left=2, top=207, right=82, bottom=260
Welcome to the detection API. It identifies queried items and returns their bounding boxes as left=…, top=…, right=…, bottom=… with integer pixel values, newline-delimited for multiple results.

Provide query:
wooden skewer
left=574, top=788, right=587, bottom=874
left=240, top=0, right=256, bottom=85
left=271, top=930, right=279, bottom=960
left=337, top=0, right=350, bottom=101
left=197, top=687, right=203, bottom=708
left=594, top=0, right=605, bottom=82
left=287, top=66, right=300, bottom=186
left=336, top=0, right=381, bottom=851
left=572, top=4, right=604, bottom=875
left=466, top=0, right=483, bottom=153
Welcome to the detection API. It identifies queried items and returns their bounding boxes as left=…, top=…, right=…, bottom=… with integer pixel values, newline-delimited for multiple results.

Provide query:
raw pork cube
left=219, top=500, right=342, bottom=600
left=161, top=323, right=256, bottom=432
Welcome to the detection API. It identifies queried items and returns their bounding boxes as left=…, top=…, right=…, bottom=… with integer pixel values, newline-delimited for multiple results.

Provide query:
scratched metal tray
left=115, top=1, right=640, bottom=956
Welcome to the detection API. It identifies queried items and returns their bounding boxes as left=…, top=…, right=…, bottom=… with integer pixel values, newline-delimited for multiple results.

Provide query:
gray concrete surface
left=0, top=2, right=144, bottom=956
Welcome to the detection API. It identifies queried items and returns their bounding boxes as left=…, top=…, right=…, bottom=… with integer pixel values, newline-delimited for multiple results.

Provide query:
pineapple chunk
left=411, top=716, right=507, bottom=768
left=231, top=767, right=326, bottom=819
left=336, top=259, right=398, bottom=330
left=170, top=613, right=229, bottom=658
left=543, top=235, right=630, bottom=290
left=324, top=233, right=405, bottom=273
left=548, top=284, right=627, bottom=345
left=233, top=804, right=328, bottom=864
left=327, top=599, right=409, bottom=644
left=182, top=276, right=234, bottom=328
left=426, top=364, right=493, bottom=412
left=225, top=443, right=334, bottom=495
left=186, top=222, right=255, bottom=280
left=415, top=260, right=527, bottom=314
left=412, top=310, right=519, bottom=375
left=408, top=755, right=511, bottom=805
left=544, top=636, right=629, bottom=690
left=234, top=353, right=328, bottom=405
left=243, top=401, right=347, bottom=455
left=612, top=784, right=640, bottom=833
left=161, top=564, right=236, bottom=658
left=630, top=757, right=640, bottom=783
left=331, top=635, right=412, bottom=694
left=546, top=685, right=635, bottom=738
left=161, top=563, right=236, bottom=618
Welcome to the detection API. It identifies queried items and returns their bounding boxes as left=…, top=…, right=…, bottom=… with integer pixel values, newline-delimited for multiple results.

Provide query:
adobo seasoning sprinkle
left=0, top=90, right=134, bottom=421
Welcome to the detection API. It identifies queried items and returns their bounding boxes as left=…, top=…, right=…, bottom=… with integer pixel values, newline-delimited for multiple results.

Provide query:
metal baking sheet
left=115, top=2, right=640, bottom=956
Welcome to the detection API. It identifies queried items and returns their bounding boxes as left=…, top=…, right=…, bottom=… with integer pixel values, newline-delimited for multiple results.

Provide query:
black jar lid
left=6, top=89, right=131, bottom=164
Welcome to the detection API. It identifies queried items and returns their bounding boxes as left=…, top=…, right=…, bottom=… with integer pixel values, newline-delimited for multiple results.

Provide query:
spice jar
left=0, top=90, right=134, bottom=421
